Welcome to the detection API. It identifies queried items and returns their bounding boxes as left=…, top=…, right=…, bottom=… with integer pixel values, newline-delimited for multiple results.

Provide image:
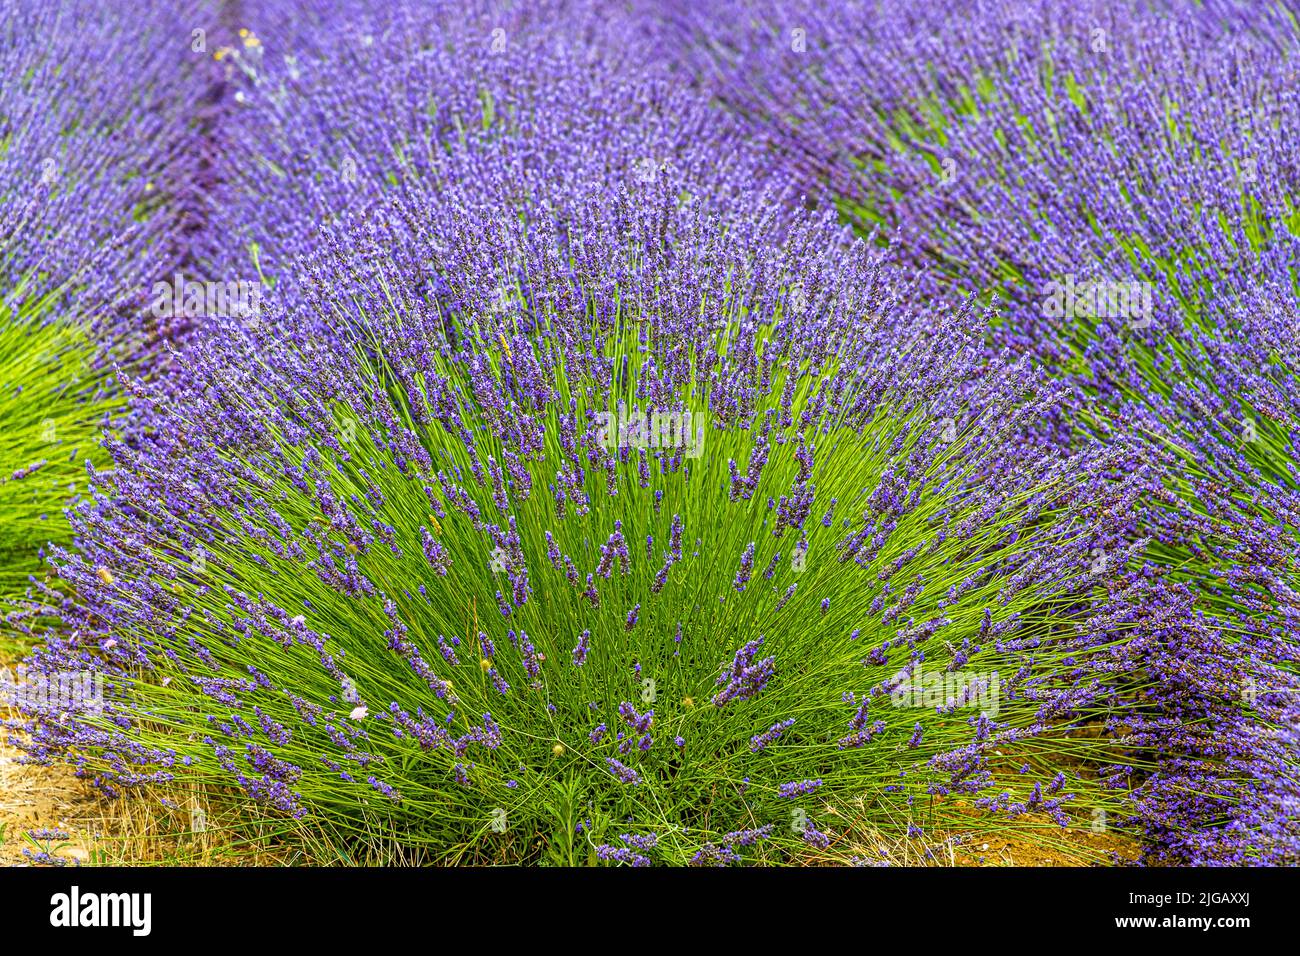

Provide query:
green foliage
left=0, top=298, right=117, bottom=653
left=66, top=301, right=1136, bottom=864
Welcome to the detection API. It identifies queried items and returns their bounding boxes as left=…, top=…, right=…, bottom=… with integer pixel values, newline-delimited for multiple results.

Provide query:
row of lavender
left=0, top=0, right=215, bottom=604
left=3, top=0, right=1296, bottom=864
left=666, top=0, right=1300, bottom=863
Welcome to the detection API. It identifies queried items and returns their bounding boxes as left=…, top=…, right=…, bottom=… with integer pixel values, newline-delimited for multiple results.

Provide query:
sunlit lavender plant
left=14, top=156, right=1147, bottom=863
left=672, top=0, right=1300, bottom=862
left=0, top=0, right=212, bottom=632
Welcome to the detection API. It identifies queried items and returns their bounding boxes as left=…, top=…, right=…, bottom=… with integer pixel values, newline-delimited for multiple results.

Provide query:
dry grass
left=804, top=797, right=1141, bottom=867
left=3, top=655, right=1141, bottom=868
left=0, top=734, right=104, bottom=866
left=1, top=729, right=1143, bottom=867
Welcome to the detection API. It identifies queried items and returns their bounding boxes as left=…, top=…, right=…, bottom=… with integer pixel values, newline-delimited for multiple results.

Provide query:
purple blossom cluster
left=750, top=718, right=795, bottom=753
left=1, top=0, right=221, bottom=358
left=711, top=638, right=777, bottom=707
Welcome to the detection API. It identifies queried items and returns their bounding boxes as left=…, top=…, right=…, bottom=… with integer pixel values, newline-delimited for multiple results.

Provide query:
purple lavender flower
left=606, top=758, right=641, bottom=786
left=750, top=718, right=795, bottom=753
left=712, top=638, right=777, bottom=707
left=571, top=629, right=591, bottom=666
left=777, top=778, right=823, bottom=799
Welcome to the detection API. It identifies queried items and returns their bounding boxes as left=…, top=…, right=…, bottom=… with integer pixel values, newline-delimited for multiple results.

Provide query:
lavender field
left=1, top=0, right=1297, bottom=871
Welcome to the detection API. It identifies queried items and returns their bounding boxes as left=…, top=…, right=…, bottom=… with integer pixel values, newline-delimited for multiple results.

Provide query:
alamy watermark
left=50, top=887, right=151, bottom=936
left=0, top=665, right=104, bottom=714
left=1040, top=275, right=1153, bottom=328
left=150, top=272, right=261, bottom=324
left=596, top=404, right=704, bottom=457
left=890, top=664, right=1000, bottom=718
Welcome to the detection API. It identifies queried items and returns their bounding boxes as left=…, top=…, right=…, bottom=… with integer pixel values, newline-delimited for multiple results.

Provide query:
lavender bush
left=0, top=0, right=212, bottom=631
left=11, top=142, right=1163, bottom=861
left=672, top=0, right=1300, bottom=863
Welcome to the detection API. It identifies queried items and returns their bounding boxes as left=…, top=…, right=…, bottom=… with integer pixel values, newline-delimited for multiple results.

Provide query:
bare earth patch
left=0, top=734, right=101, bottom=866
left=1, top=710, right=1143, bottom=867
